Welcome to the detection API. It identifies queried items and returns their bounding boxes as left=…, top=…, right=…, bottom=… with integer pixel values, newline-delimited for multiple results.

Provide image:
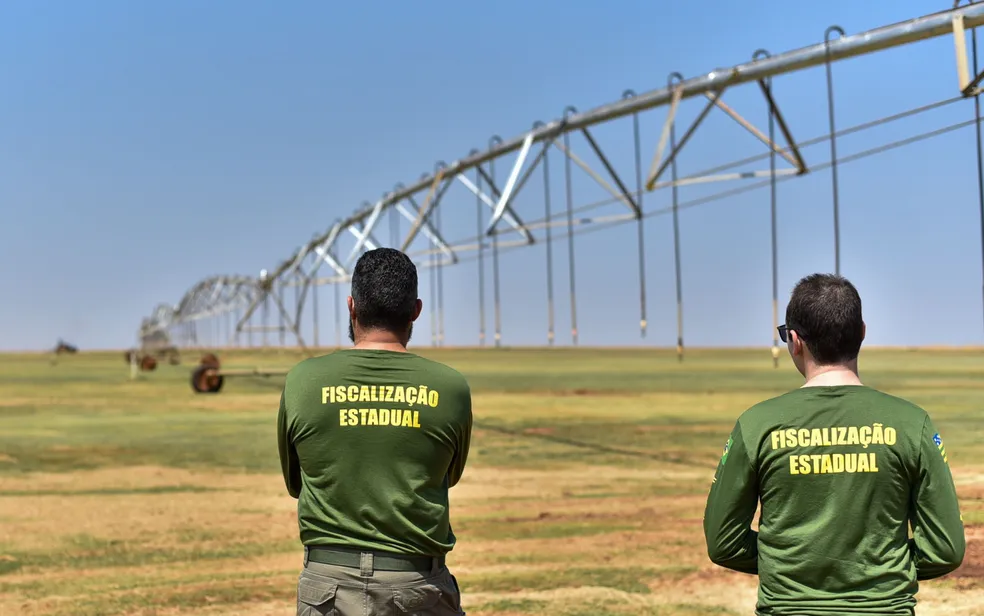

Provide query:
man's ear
left=347, top=296, right=356, bottom=320
left=411, top=298, right=423, bottom=322
left=790, top=331, right=805, bottom=357
left=861, top=321, right=866, bottom=342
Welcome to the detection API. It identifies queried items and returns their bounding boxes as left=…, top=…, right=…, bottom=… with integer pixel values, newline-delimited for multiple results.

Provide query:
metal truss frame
left=140, top=276, right=259, bottom=346
left=139, top=3, right=984, bottom=353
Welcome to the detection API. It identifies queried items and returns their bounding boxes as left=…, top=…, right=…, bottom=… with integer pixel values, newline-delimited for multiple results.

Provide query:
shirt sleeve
left=703, top=420, right=759, bottom=575
left=277, top=385, right=302, bottom=499
left=910, top=415, right=965, bottom=580
left=446, top=381, right=473, bottom=488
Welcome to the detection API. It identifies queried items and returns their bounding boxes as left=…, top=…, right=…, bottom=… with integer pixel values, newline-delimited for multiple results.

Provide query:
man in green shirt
left=278, top=247, right=472, bottom=616
left=703, top=273, right=965, bottom=615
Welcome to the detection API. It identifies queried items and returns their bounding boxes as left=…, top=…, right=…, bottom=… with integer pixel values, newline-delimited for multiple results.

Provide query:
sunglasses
left=777, top=324, right=807, bottom=344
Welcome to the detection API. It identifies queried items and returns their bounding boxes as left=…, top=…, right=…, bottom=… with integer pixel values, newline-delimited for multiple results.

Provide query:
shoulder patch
left=720, top=436, right=733, bottom=464
left=933, top=432, right=948, bottom=463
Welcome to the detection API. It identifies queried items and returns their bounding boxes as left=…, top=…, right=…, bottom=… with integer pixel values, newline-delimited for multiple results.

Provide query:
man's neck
left=802, top=363, right=862, bottom=387
left=352, top=330, right=408, bottom=353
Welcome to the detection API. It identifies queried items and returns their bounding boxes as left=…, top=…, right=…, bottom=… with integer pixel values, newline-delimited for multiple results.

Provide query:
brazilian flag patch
left=721, top=436, right=733, bottom=464
left=933, top=432, right=948, bottom=463
left=712, top=436, right=733, bottom=484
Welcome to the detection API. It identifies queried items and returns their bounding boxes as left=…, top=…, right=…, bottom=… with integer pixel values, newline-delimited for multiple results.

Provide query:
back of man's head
left=351, top=248, right=418, bottom=332
left=785, top=273, right=864, bottom=365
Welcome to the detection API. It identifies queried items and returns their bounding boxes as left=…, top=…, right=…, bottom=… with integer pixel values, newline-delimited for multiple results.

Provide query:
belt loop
left=360, top=552, right=374, bottom=577
left=303, top=545, right=309, bottom=567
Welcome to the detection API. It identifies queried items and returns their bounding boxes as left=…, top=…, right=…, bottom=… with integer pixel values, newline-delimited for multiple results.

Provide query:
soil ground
left=0, top=347, right=982, bottom=615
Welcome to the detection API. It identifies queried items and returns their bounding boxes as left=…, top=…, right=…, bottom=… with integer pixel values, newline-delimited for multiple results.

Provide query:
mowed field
left=1, top=347, right=983, bottom=616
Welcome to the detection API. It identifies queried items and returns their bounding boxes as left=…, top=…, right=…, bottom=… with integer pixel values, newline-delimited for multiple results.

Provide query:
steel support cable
left=436, top=164, right=446, bottom=347
left=754, top=49, right=780, bottom=369
left=262, top=293, right=269, bottom=349
left=390, top=195, right=399, bottom=248
left=438, top=205, right=445, bottom=346
left=430, top=211, right=437, bottom=346
left=312, top=276, right=320, bottom=348
left=279, top=285, right=286, bottom=347
left=470, top=94, right=969, bottom=236
left=293, top=284, right=301, bottom=349
left=473, top=150, right=486, bottom=346
left=654, top=95, right=963, bottom=189
left=154, top=4, right=984, bottom=333
left=251, top=2, right=984, bottom=250
left=179, top=96, right=964, bottom=323
left=334, top=280, right=341, bottom=347
left=533, top=121, right=556, bottom=345
left=675, top=117, right=984, bottom=216
left=418, top=174, right=436, bottom=347
left=826, top=26, right=846, bottom=276
left=490, top=136, right=504, bottom=347
left=441, top=115, right=984, bottom=270
left=969, top=0, right=984, bottom=336
left=270, top=100, right=981, bottom=297
left=563, top=107, right=580, bottom=346
left=625, top=90, right=648, bottom=339
left=669, top=73, right=685, bottom=362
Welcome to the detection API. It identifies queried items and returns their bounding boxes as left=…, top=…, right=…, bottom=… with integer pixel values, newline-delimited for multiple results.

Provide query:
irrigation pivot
left=138, top=3, right=984, bottom=358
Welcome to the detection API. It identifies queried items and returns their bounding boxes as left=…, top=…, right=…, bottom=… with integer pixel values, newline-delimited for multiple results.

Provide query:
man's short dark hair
left=351, top=248, right=418, bottom=333
left=785, top=273, right=864, bottom=365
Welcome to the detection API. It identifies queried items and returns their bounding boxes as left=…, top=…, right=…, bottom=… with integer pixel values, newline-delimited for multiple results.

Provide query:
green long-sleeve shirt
left=704, top=385, right=965, bottom=616
left=278, top=349, right=472, bottom=556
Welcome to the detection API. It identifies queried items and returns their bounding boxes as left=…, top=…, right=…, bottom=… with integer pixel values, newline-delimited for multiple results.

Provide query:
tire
left=191, top=365, right=224, bottom=394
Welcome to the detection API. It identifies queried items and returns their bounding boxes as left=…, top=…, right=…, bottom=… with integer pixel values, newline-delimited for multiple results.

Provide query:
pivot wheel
left=140, top=355, right=157, bottom=371
left=191, top=365, right=223, bottom=394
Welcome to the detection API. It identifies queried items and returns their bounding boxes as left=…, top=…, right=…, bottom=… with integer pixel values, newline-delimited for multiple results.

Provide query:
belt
left=305, top=546, right=445, bottom=573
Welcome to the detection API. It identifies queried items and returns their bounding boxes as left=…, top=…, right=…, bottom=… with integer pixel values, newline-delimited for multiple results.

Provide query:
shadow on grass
left=474, top=420, right=703, bottom=467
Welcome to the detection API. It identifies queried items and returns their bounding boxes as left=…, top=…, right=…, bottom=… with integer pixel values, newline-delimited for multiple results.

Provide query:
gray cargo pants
left=296, top=546, right=465, bottom=616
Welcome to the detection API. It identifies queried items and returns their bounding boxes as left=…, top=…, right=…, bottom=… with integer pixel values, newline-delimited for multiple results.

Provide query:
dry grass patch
left=1, top=348, right=983, bottom=615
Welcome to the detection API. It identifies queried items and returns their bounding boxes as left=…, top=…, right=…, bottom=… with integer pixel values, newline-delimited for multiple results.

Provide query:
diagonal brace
left=552, top=139, right=639, bottom=214
left=310, top=222, right=347, bottom=278
left=647, top=88, right=722, bottom=190
left=577, top=127, right=642, bottom=217
left=400, top=198, right=457, bottom=264
left=457, top=173, right=532, bottom=243
left=401, top=171, right=451, bottom=252
left=348, top=222, right=380, bottom=254
left=287, top=243, right=313, bottom=278
left=647, top=84, right=685, bottom=190
left=315, top=245, right=346, bottom=277
left=268, top=284, right=309, bottom=352
left=705, top=91, right=805, bottom=172
left=487, top=132, right=534, bottom=234
left=755, top=80, right=807, bottom=173
left=347, top=200, right=385, bottom=264
left=473, top=167, right=534, bottom=243
left=294, top=275, right=312, bottom=326
left=234, top=284, right=268, bottom=333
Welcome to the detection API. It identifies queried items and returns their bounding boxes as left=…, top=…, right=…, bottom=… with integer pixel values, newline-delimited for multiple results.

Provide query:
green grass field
left=0, top=347, right=982, bottom=615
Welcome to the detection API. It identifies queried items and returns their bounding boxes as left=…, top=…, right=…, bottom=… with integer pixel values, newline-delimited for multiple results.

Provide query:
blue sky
left=2, top=0, right=983, bottom=351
